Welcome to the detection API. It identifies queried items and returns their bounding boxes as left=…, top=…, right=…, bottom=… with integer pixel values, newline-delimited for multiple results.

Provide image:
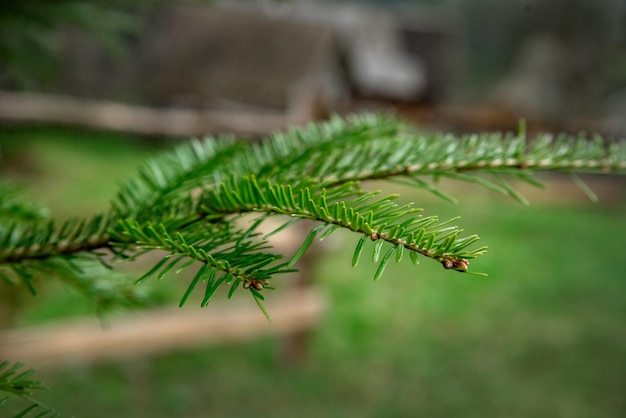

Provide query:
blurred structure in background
left=1, top=0, right=625, bottom=136
left=54, top=0, right=459, bottom=108
left=460, top=0, right=626, bottom=134
left=285, top=1, right=456, bottom=103
left=0, top=0, right=456, bottom=136
left=60, top=4, right=347, bottom=127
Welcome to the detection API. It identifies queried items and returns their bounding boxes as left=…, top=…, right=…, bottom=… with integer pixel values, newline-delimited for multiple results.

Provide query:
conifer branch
left=199, top=176, right=486, bottom=274
left=0, top=184, right=49, bottom=223
left=0, top=361, right=56, bottom=417
left=0, top=113, right=624, bottom=312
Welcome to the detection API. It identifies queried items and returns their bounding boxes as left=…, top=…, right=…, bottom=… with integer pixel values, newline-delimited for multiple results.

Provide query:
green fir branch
left=0, top=113, right=624, bottom=313
left=109, top=217, right=293, bottom=308
left=199, top=176, right=485, bottom=273
left=0, top=361, right=57, bottom=418
left=0, top=184, right=49, bottom=223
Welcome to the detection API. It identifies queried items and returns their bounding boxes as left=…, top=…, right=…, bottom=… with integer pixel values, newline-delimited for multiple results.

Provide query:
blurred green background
left=1, top=128, right=624, bottom=417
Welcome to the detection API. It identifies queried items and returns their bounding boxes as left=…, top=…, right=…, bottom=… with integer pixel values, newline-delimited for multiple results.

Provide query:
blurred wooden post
left=280, top=245, right=319, bottom=366
left=277, top=89, right=331, bottom=366
left=0, top=283, right=23, bottom=329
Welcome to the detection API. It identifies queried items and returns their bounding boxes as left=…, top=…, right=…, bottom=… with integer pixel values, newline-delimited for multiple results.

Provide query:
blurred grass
left=1, top=127, right=625, bottom=417
left=0, top=126, right=177, bottom=323
left=0, top=125, right=158, bottom=216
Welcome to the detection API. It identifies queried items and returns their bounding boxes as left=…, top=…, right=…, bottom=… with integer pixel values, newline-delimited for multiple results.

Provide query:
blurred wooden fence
left=0, top=289, right=326, bottom=369
left=0, top=91, right=292, bottom=137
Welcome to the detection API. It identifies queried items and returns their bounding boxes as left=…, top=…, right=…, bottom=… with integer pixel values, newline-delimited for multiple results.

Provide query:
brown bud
left=453, top=259, right=469, bottom=272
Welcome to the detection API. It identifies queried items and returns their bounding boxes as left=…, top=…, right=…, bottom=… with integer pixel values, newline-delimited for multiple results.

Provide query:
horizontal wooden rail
left=0, top=289, right=326, bottom=369
left=0, top=91, right=290, bottom=137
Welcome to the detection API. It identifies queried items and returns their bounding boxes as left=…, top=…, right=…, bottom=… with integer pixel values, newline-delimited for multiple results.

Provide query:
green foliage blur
left=0, top=0, right=142, bottom=89
left=2, top=129, right=624, bottom=417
